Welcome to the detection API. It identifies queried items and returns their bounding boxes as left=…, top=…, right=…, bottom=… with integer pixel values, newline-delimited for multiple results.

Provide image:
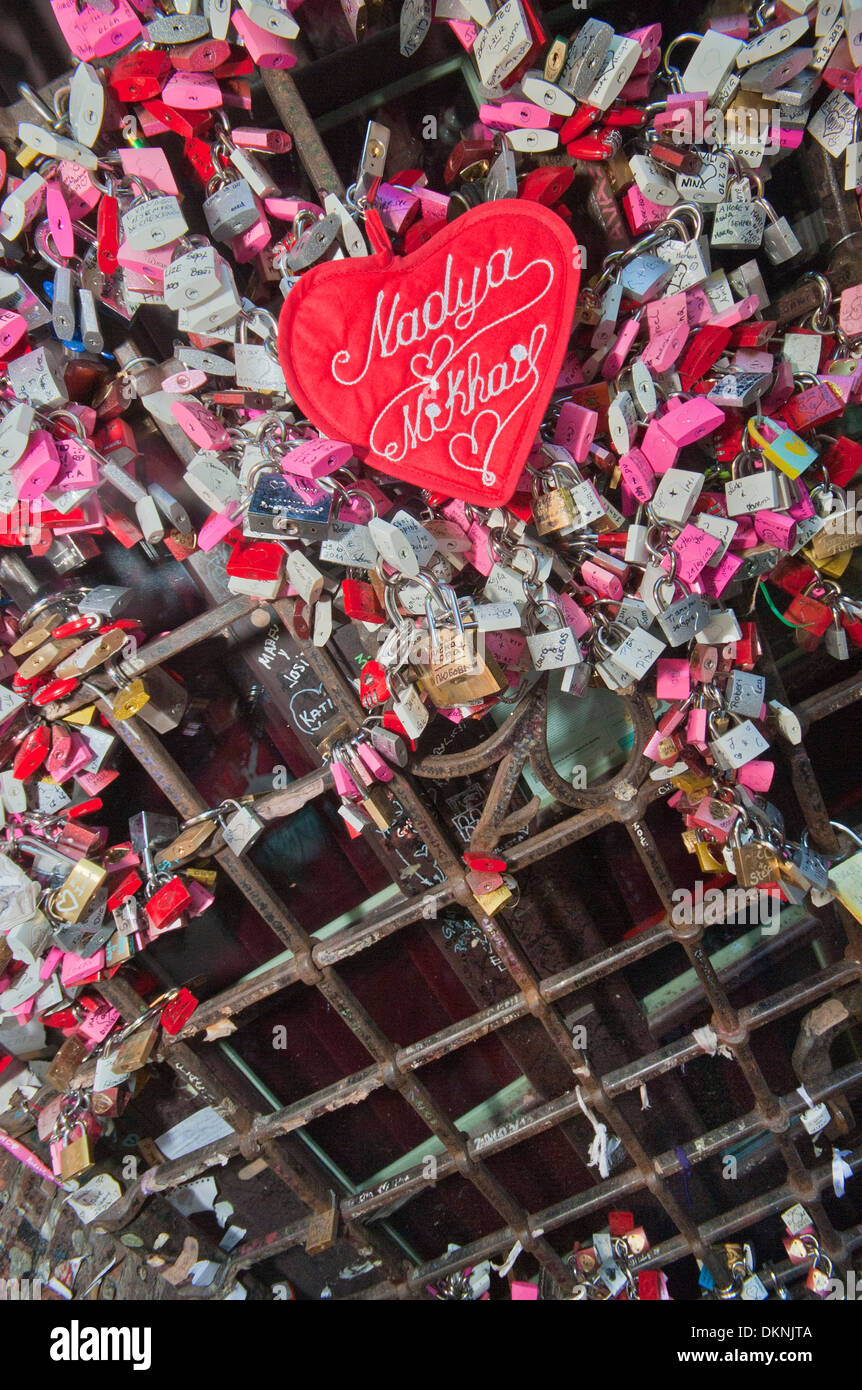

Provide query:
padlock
left=246, top=472, right=332, bottom=543
left=285, top=213, right=342, bottom=272
left=531, top=465, right=577, bottom=535
left=203, top=173, right=260, bottom=241
left=523, top=598, right=583, bottom=671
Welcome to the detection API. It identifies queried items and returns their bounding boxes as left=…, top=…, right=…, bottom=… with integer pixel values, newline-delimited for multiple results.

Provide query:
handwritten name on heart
left=278, top=203, right=579, bottom=506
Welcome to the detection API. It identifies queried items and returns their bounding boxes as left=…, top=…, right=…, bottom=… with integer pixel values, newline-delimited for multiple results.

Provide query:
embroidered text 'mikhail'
left=330, top=245, right=556, bottom=487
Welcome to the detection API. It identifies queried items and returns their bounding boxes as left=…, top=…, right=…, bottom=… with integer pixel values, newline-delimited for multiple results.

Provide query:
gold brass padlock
left=185, top=867, right=217, bottom=887
left=51, top=858, right=108, bottom=922
left=111, top=1020, right=160, bottom=1073
left=111, top=678, right=151, bottom=721
left=418, top=628, right=504, bottom=708
left=16, top=638, right=82, bottom=681
left=55, top=627, right=130, bottom=678
left=45, top=1035, right=89, bottom=1090
left=59, top=1124, right=93, bottom=1181
left=695, top=840, right=726, bottom=874
left=360, top=785, right=396, bottom=831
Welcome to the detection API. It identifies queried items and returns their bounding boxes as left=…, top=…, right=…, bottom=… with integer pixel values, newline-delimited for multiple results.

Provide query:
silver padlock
left=285, top=213, right=342, bottom=272
left=203, top=174, right=259, bottom=241
left=760, top=198, right=802, bottom=266
left=559, top=17, right=613, bottom=100
left=233, top=315, right=288, bottom=394
left=710, top=198, right=766, bottom=251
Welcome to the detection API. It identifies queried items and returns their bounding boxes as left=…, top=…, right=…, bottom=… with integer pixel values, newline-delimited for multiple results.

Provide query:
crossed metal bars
left=81, top=573, right=862, bottom=1298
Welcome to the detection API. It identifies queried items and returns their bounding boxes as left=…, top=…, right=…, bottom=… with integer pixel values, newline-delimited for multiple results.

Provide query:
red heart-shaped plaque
left=277, top=202, right=579, bottom=507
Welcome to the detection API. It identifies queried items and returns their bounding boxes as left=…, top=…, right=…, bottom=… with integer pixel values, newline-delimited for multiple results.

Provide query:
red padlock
left=145, top=876, right=193, bottom=931
left=106, top=871, right=143, bottom=912
left=109, top=51, right=171, bottom=102
left=160, top=987, right=199, bottom=1035
left=31, top=676, right=80, bottom=706
left=359, top=660, right=391, bottom=709
left=96, top=195, right=119, bottom=277
left=13, top=723, right=50, bottom=779
left=343, top=578, right=385, bottom=624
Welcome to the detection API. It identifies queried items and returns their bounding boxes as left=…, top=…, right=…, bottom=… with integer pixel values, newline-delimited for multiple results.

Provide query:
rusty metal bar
left=260, top=69, right=345, bottom=199
left=97, top=704, right=578, bottom=1291
left=230, top=1060, right=862, bottom=1286
left=147, top=954, right=861, bottom=1198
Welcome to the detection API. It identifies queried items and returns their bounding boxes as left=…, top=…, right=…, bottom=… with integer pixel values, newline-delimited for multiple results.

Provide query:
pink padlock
left=161, top=369, right=208, bottom=394
left=55, top=438, right=100, bottom=490
left=619, top=74, right=653, bottom=101
left=602, top=316, right=642, bottom=380
left=646, top=291, right=687, bottom=339
left=233, top=127, right=293, bottom=153
left=656, top=397, right=725, bottom=447
left=376, top=183, right=420, bottom=235
left=709, top=14, right=748, bottom=39
left=478, top=101, right=552, bottom=131
left=556, top=349, right=585, bottom=390
left=644, top=729, right=678, bottom=763
left=640, top=323, right=688, bottom=373
left=50, top=0, right=141, bottom=62
left=231, top=10, right=297, bottom=67
left=710, top=293, right=760, bottom=328
left=119, top=147, right=179, bottom=196
left=656, top=657, right=690, bottom=700
left=581, top=559, right=623, bottom=600
left=733, top=348, right=773, bottom=374
left=736, top=759, right=774, bottom=792
left=728, top=517, right=758, bottom=549
left=117, top=239, right=172, bottom=279
left=282, top=438, right=353, bottom=479
left=231, top=201, right=272, bottom=264
left=187, top=878, right=216, bottom=917
left=787, top=481, right=816, bottom=522
left=619, top=446, right=655, bottom=503
left=40, top=946, right=64, bottom=980
left=666, top=523, right=721, bottom=584
left=447, top=18, right=478, bottom=49
left=557, top=591, right=592, bottom=638
left=554, top=401, right=597, bottom=462
left=699, top=551, right=743, bottom=597
left=355, top=741, right=393, bottom=783
left=753, top=510, right=796, bottom=550
left=626, top=22, right=661, bottom=55
left=685, top=288, right=713, bottom=327
left=264, top=196, right=323, bottom=221
left=161, top=71, right=223, bottom=109
left=55, top=161, right=101, bottom=218
left=687, top=705, right=708, bottom=743
left=760, top=360, right=795, bottom=414
left=12, top=430, right=60, bottom=500
left=198, top=506, right=242, bottom=551
left=414, top=187, right=449, bottom=223
left=46, top=184, right=75, bottom=259
left=622, top=185, right=666, bottom=234
left=483, top=632, right=527, bottom=675
left=0, top=309, right=28, bottom=354
left=332, top=759, right=360, bottom=800
left=171, top=399, right=231, bottom=450
left=60, top=948, right=105, bottom=989
left=640, top=418, right=679, bottom=474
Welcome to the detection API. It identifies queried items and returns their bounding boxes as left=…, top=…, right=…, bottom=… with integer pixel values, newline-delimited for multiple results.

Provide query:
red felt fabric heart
left=277, top=202, right=579, bottom=506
